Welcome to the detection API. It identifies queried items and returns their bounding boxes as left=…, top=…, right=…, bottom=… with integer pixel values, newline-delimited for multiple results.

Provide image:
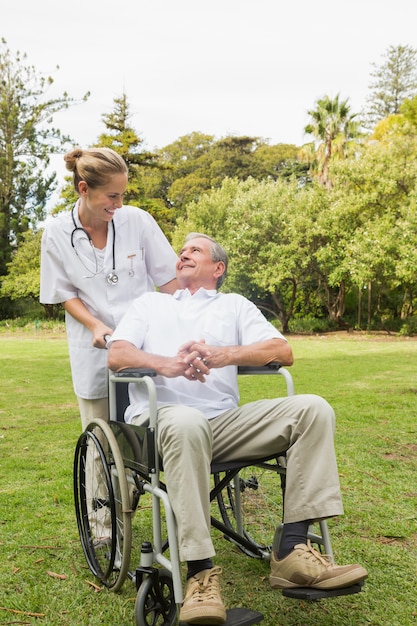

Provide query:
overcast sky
left=3, top=0, right=417, bottom=190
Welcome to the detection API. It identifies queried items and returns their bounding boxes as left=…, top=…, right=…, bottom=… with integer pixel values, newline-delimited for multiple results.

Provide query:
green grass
left=1, top=330, right=416, bottom=625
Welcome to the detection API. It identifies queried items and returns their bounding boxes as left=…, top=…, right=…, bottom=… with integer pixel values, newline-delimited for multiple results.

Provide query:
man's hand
left=177, top=339, right=211, bottom=381
left=158, top=350, right=209, bottom=382
left=181, top=341, right=231, bottom=369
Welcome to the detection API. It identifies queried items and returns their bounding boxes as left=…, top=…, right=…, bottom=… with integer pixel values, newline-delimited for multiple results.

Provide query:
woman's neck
left=77, top=200, right=109, bottom=248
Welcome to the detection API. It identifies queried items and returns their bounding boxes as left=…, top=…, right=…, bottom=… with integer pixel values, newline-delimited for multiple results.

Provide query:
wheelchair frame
left=73, top=364, right=361, bottom=626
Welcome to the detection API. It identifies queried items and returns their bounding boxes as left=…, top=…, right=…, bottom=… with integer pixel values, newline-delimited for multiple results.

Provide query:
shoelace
left=298, top=541, right=332, bottom=568
left=187, top=567, right=223, bottom=602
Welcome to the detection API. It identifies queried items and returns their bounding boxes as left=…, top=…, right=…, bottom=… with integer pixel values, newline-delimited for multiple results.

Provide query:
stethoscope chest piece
left=106, top=271, right=119, bottom=285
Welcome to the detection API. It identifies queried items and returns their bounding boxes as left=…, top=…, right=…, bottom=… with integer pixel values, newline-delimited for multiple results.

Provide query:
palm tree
left=304, top=94, right=361, bottom=187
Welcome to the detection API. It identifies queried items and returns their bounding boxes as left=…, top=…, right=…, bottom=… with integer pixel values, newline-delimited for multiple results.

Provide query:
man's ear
left=214, top=261, right=226, bottom=279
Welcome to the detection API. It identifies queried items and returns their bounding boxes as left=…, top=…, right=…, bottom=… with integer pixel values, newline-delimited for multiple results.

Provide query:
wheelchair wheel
left=214, top=461, right=285, bottom=559
left=134, top=569, right=177, bottom=626
left=74, top=419, right=132, bottom=591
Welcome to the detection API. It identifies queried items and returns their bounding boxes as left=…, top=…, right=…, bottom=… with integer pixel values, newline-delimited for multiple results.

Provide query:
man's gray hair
left=185, top=232, right=228, bottom=288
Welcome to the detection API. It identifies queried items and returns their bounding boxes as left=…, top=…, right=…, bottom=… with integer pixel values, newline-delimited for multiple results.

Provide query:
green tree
left=304, top=94, right=361, bottom=188
left=0, top=39, right=88, bottom=286
left=155, top=133, right=303, bottom=215
left=173, top=177, right=326, bottom=332
left=96, top=93, right=157, bottom=199
left=324, top=122, right=417, bottom=327
left=54, top=94, right=176, bottom=236
left=0, top=228, right=63, bottom=318
left=0, top=229, right=42, bottom=300
left=363, top=44, right=417, bottom=130
left=96, top=93, right=177, bottom=234
left=398, top=93, right=417, bottom=130
left=253, top=142, right=309, bottom=182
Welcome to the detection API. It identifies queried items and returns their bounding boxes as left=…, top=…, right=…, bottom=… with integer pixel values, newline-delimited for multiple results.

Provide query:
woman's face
left=78, top=173, right=128, bottom=222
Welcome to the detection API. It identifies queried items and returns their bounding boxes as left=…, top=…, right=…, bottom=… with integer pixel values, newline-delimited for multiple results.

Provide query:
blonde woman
left=41, top=147, right=178, bottom=429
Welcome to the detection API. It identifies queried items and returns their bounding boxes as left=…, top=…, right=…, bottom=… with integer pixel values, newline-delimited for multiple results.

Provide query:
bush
left=0, top=318, right=65, bottom=333
left=286, top=316, right=337, bottom=334
left=398, top=316, right=417, bottom=336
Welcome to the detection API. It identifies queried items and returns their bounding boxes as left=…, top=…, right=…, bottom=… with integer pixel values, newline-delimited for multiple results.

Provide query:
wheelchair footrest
left=282, top=581, right=364, bottom=600
left=180, top=608, right=263, bottom=626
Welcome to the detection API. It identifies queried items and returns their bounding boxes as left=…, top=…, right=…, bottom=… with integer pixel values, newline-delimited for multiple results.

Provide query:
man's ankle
left=277, top=520, right=312, bottom=559
left=186, top=558, right=214, bottom=579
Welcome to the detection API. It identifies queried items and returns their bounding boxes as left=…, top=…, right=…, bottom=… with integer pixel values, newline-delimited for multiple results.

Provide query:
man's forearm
left=180, top=338, right=294, bottom=369
left=225, top=339, right=294, bottom=367
left=108, top=340, right=158, bottom=372
left=108, top=340, right=208, bottom=382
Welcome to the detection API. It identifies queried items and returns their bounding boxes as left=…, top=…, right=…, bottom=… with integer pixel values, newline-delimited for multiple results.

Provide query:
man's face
left=176, top=237, right=224, bottom=293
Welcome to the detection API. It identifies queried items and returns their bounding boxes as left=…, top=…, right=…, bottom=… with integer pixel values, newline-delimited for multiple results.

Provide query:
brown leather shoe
left=179, top=567, right=226, bottom=624
left=270, top=541, right=368, bottom=590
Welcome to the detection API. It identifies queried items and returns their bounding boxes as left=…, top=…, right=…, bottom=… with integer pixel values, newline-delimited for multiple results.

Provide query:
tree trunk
left=367, top=282, right=372, bottom=328
left=324, top=280, right=348, bottom=327
left=270, top=279, right=297, bottom=334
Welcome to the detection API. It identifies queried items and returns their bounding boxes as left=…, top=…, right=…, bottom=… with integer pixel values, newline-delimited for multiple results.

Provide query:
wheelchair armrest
left=112, top=367, right=157, bottom=379
left=115, top=364, right=281, bottom=377
left=109, top=369, right=158, bottom=429
left=238, top=362, right=281, bottom=375
left=238, top=362, right=295, bottom=396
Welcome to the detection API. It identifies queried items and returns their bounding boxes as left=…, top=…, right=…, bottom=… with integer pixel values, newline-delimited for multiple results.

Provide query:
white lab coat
left=40, top=203, right=177, bottom=399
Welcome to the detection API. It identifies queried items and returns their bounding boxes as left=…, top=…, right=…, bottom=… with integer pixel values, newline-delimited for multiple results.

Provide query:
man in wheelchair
left=107, top=233, right=368, bottom=625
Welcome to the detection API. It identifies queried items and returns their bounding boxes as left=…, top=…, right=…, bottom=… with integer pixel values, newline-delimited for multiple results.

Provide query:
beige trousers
left=78, top=397, right=110, bottom=431
left=132, top=394, right=344, bottom=562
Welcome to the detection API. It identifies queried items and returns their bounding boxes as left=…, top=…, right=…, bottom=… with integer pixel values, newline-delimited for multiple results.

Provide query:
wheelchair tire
left=214, top=462, right=285, bottom=559
left=74, top=419, right=132, bottom=591
left=134, top=569, right=177, bottom=626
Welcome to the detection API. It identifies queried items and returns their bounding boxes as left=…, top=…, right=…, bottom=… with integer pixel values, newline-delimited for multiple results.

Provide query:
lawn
left=0, top=328, right=416, bottom=625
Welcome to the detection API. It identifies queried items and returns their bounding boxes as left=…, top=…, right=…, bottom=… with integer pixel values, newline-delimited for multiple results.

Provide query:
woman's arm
left=63, top=298, right=113, bottom=348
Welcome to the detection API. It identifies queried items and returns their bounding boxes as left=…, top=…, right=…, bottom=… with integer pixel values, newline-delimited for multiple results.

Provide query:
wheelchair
left=73, top=364, right=363, bottom=626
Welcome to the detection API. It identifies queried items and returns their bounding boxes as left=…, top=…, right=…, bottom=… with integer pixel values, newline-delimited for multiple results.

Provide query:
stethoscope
left=71, top=207, right=119, bottom=285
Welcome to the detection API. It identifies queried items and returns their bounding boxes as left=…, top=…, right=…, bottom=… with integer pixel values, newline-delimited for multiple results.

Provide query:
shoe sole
left=179, top=608, right=226, bottom=625
left=270, top=567, right=368, bottom=590
left=180, top=617, right=226, bottom=626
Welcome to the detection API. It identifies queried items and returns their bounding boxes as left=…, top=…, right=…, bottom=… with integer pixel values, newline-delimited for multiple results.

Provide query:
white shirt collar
left=173, top=287, right=218, bottom=300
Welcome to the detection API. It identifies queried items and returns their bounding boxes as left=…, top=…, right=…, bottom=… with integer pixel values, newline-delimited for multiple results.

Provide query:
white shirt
left=40, top=203, right=177, bottom=399
left=109, top=288, right=285, bottom=421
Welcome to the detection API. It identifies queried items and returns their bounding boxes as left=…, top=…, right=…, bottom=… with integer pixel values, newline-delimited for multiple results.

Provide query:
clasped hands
left=178, top=339, right=212, bottom=382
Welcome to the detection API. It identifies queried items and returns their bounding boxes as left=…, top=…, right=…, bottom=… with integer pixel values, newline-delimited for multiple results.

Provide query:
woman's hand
left=91, top=323, right=113, bottom=349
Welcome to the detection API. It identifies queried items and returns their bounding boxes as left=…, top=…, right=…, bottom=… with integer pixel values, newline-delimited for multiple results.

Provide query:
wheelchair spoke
left=215, top=462, right=284, bottom=558
left=74, top=420, right=132, bottom=591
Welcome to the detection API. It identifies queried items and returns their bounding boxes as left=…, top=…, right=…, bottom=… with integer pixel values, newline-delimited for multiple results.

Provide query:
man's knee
left=158, top=406, right=213, bottom=450
left=296, top=394, right=336, bottom=432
